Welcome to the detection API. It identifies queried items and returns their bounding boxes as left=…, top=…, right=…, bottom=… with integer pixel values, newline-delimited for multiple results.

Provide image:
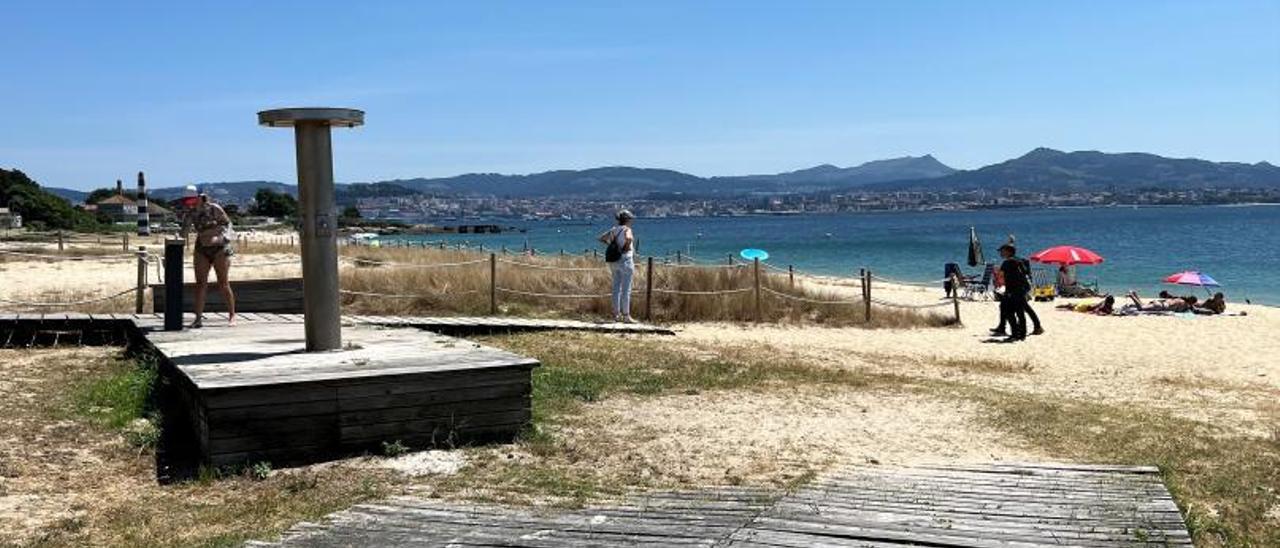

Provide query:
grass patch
left=934, top=357, right=1033, bottom=374
left=72, top=355, right=157, bottom=430
left=429, top=332, right=900, bottom=505
left=486, top=332, right=891, bottom=422
left=4, top=348, right=399, bottom=547
left=941, top=381, right=1280, bottom=547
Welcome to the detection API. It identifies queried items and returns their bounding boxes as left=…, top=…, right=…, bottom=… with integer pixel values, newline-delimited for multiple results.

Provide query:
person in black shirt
left=997, top=244, right=1030, bottom=341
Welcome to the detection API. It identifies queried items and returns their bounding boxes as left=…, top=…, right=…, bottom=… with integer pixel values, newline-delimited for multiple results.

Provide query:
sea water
left=383, top=205, right=1280, bottom=305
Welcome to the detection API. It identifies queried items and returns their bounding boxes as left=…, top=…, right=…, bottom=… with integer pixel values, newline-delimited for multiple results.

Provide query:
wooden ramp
left=250, top=463, right=1190, bottom=547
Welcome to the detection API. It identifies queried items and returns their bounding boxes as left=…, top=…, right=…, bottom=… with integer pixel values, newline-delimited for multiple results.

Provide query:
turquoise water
left=384, top=205, right=1280, bottom=305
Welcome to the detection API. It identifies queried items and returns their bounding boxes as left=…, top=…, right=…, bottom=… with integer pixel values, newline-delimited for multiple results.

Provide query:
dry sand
left=558, top=387, right=1038, bottom=486
left=676, top=275, right=1280, bottom=438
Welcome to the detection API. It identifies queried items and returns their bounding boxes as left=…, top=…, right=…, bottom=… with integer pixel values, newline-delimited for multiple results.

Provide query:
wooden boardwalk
left=250, top=463, right=1190, bottom=547
left=0, top=312, right=674, bottom=346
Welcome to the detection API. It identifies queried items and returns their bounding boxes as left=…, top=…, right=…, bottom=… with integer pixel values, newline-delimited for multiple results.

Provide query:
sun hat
left=616, top=209, right=634, bottom=222
left=183, top=185, right=198, bottom=198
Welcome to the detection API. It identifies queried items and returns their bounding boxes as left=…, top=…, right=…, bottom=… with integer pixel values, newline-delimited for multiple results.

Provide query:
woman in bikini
left=189, top=193, right=236, bottom=327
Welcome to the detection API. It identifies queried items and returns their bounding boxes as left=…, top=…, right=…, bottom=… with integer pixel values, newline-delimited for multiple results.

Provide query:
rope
left=496, top=258, right=603, bottom=272
left=339, top=288, right=478, bottom=298
left=0, top=287, right=137, bottom=307
left=867, top=296, right=955, bottom=310
left=651, top=287, right=754, bottom=296
left=0, top=249, right=137, bottom=262
left=496, top=287, right=614, bottom=299
left=235, top=258, right=301, bottom=268
left=339, top=257, right=488, bottom=269
left=761, top=286, right=862, bottom=305
left=869, top=274, right=948, bottom=288
left=660, top=262, right=747, bottom=270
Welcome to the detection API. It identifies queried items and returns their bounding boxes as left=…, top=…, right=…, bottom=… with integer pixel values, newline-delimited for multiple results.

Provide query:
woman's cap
left=183, top=185, right=199, bottom=198
left=616, top=209, right=634, bottom=221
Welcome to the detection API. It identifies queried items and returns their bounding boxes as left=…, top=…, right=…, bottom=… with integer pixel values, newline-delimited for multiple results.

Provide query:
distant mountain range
left=42, top=149, right=1280, bottom=204
left=868, top=148, right=1280, bottom=192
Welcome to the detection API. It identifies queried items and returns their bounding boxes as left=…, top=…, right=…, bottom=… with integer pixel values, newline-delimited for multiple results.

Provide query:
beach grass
left=2, top=232, right=953, bottom=327
left=5, top=333, right=1277, bottom=545
left=961, top=384, right=1279, bottom=547
left=335, top=245, right=954, bottom=327
left=449, top=333, right=1277, bottom=545
left=1, top=348, right=398, bottom=548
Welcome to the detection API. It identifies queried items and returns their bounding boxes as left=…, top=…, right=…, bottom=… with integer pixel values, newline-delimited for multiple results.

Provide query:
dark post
left=489, top=253, right=498, bottom=315
left=135, top=247, right=148, bottom=314
left=164, top=239, right=185, bottom=331
left=863, top=269, right=873, bottom=323
left=645, top=256, right=654, bottom=322
left=753, top=258, right=762, bottom=322
left=57, top=230, right=64, bottom=251
left=123, top=233, right=129, bottom=251
left=789, top=265, right=795, bottom=289
left=675, top=250, right=682, bottom=265
left=727, top=254, right=733, bottom=266
left=951, top=274, right=962, bottom=325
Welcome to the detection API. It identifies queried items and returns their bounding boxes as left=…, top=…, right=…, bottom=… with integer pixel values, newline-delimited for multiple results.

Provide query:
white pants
left=610, top=257, right=634, bottom=318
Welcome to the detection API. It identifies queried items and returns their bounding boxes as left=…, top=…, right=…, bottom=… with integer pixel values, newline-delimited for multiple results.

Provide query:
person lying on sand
left=1057, top=295, right=1115, bottom=315
left=1126, top=291, right=1196, bottom=313
left=1195, top=292, right=1227, bottom=315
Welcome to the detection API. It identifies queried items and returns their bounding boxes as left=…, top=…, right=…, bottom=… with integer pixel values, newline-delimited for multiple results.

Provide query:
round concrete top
left=258, top=108, right=364, bottom=128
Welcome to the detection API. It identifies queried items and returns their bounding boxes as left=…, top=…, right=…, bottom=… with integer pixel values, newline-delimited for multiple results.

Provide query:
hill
left=0, top=169, right=98, bottom=230
left=386, top=157, right=954, bottom=198
left=44, top=187, right=89, bottom=204
left=714, top=155, right=956, bottom=192
left=870, top=148, right=1280, bottom=192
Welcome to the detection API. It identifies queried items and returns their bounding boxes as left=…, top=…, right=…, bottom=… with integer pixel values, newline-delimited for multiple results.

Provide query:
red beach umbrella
left=1030, top=245, right=1104, bottom=266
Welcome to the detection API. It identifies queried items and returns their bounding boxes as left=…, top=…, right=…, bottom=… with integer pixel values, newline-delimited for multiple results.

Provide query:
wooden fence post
left=645, top=256, right=654, bottom=322
left=862, top=268, right=872, bottom=323
left=675, top=250, right=682, bottom=265
left=135, top=247, right=148, bottom=313
left=753, top=258, right=762, bottom=323
left=489, top=253, right=497, bottom=315
left=57, top=230, right=64, bottom=251
left=788, top=265, right=795, bottom=289
left=951, top=274, right=962, bottom=325
left=727, top=254, right=733, bottom=266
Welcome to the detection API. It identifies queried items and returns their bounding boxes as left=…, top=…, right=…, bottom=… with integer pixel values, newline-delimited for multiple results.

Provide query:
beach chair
left=1031, top=266, right=1056, bottom=301
left=962, top=263, right=994, bottom=300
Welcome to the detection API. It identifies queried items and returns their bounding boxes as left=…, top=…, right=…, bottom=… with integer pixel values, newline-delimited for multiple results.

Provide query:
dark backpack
left=605, top=228, right=624, bottom=263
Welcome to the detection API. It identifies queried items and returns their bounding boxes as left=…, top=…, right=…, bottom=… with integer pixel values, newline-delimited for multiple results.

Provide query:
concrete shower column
left=258, top=108, right=364, bottom=352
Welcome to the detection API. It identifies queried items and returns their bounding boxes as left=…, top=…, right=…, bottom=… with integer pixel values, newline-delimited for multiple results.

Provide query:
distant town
left=345, top=187, right=1280, bottom=224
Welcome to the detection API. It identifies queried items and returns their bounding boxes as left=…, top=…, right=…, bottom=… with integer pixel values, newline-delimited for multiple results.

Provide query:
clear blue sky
left=3, top=1, right=1278, bottom=190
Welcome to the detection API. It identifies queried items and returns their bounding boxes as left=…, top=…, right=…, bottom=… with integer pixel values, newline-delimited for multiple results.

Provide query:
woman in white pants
left=599, top=210, right=635, bottom=322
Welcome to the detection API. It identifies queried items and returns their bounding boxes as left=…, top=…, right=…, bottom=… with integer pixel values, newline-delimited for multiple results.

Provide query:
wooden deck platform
left=146, top=321, right=539, bottom=476
left=0, top=313, right=669, bottom=480
left=250, top=463, right=1191, bottom=547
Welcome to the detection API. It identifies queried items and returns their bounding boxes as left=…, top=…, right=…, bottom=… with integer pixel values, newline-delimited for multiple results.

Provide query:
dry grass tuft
left=0, top=347, right=397, bottom=547
left=934, top=357, right=1034, bottom=374
left=337, top=246, right=953, bottom=327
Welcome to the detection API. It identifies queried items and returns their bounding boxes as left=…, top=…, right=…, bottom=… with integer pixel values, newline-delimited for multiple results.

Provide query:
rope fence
left=339, top=288, right=479, bottom=299
left=0, top=287, right=138, bottom=307
left=2, top=237, right=964, bottom=324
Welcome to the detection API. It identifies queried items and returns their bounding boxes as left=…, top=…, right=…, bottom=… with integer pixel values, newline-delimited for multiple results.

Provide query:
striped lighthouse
left=136, top=171, right=150, bottom=236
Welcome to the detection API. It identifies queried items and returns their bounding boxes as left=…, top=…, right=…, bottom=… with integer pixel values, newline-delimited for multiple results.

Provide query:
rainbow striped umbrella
left=1164, top=271, right=1220, bottom=296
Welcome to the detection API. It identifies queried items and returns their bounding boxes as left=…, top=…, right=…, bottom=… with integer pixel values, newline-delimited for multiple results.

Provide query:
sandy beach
left=3, top=239, right=1279, bottom=544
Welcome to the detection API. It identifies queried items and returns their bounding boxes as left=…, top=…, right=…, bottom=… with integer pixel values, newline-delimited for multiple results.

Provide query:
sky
left=2, top=1, right=1278, bottom=191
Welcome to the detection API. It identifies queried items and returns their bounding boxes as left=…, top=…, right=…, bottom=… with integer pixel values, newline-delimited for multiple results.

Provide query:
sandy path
left=676, top=278, right=1280, bottom=436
